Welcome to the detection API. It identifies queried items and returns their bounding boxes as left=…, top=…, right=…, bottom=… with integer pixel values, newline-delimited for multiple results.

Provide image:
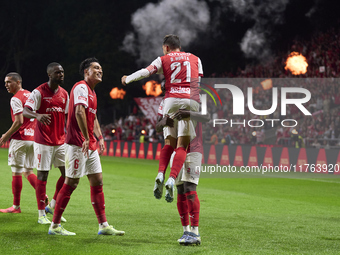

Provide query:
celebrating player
left=156, top=99, right=208, bottom=245
left=48, top=58, right=125, bottom=236
left=23, top=63, right=69, bottom=224
left=122, top=34, right=203, bottom=203
left=0, top=73, right=40, bottom=213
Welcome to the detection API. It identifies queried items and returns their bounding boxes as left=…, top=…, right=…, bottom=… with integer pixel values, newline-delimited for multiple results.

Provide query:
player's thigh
left=85, top=150, right=102, bottom=176
left=34, top=142, right=53, bottom=170
left=53, top=143, right=66, bottom=168
left=8, top=139, right=28, bottom=167
left=24, top=141, right=35, bottom=169
left=177, top=119, right=197, bottom=140
left=180, top=152, right=202, bottom=185
left=65, top=144, right=86, bottom=178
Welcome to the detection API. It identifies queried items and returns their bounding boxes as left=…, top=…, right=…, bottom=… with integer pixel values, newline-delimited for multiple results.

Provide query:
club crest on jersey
left=62, top=98, right=65, bottom=104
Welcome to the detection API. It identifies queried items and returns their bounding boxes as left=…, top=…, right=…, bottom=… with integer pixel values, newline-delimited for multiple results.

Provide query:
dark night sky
left=0, top=0, right=338, bottom=132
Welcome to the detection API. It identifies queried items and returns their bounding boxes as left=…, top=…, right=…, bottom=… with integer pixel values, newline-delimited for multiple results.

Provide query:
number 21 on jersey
left=170, top=61, right=191, bottom=83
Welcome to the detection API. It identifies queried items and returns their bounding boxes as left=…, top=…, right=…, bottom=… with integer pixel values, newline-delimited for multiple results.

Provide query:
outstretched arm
left=173, top=109, right=210, bottom=123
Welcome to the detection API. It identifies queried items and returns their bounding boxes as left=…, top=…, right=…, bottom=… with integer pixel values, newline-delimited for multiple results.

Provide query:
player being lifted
left=0, top=73, right=40, bottom=213
left=23, top=63, right=69, bottom=224
left=122, top=34, right=203, bottom=203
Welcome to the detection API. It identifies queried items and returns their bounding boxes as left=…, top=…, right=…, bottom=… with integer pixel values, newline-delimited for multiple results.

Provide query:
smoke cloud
left=122, top=0, right=210, bottom=66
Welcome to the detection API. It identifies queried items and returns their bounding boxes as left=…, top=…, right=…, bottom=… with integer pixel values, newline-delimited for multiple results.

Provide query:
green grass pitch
left=0, top=148, right=340, bottom=254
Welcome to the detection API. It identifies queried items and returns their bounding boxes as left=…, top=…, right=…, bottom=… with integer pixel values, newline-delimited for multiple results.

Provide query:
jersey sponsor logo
left=78, top=96, right=87, bottom=102
left=170, top=86, right=190, bottom=94
left=24, top=128, right=34, bottom=136
left=89, top=108, right=97, bottom=114
left=46, top=106, right=65, bottom=113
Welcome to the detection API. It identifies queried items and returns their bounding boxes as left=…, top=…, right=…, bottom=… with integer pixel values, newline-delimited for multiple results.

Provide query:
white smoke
left=122, top=0, right=210, bottom=65
left=215, top=0, right=290, bottom=59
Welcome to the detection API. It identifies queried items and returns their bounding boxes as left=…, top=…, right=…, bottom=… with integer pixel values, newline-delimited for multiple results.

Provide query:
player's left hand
left=98, top=138, right=105, bottom=155
left=121, top=76, right=127, bottom=85
left=0, top=134, right=6, bottom=146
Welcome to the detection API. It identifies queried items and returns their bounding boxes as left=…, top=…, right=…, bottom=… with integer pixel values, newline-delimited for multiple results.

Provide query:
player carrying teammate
left=23, top=63, right=69, bottom=224
left=48, top=58, right=125, bottom=236
left=122, top=34, right=203, bottom=203
left=0, top=73, right=39, bottom=213
left=156, top=97, right=208, bottom=245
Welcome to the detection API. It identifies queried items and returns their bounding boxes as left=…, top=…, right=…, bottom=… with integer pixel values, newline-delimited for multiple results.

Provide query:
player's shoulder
left=58, top=86, right=69, bottom=96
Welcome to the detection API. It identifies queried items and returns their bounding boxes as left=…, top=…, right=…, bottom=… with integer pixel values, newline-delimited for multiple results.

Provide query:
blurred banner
left=134, top=97, right=163, bottom=126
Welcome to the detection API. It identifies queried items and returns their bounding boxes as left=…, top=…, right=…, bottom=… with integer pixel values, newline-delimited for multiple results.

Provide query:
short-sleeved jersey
left=157, top=99, right=203, bottom=154
left=24, top=82, right=69, bottom=146
left=148, top=52, right=203, bottom=102
left=10, top=89, right=36, bottom=141
left=65, top=81, right=97, bottom=151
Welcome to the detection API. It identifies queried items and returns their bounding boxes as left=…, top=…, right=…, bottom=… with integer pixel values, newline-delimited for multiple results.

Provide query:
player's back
left=161, top=52, right=202, bottom=102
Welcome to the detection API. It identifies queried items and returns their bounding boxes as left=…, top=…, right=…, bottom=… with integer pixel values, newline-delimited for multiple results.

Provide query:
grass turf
left=0, top=148, right=340, bottom=254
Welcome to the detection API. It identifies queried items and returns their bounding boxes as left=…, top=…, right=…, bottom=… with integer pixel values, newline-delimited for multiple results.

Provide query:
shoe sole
left=165, top=184, right=174, bottom=203
left=153, top=180, right=164, bottom=199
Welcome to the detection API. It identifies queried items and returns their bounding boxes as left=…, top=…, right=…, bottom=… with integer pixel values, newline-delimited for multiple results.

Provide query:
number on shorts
left=74, top=159, right=79, bottom=169
left=37, top=154, right=41, bottom=163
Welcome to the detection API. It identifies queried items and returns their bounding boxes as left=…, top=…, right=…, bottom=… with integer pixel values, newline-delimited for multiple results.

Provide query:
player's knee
left=177, top=184, right=184, bottom=194
left=37, top=171, right=49, bottom=181
left=183, top=182, right=196, bottom=193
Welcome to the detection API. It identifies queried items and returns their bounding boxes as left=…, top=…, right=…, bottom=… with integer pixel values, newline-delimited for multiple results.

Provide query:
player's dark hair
left=79, top=57, right=99, bottom=77
left=47, top=62, right=61, bottom=74
left=163, top=34, right=181, bottom=50
left=5, top=72, right=22, bottom=83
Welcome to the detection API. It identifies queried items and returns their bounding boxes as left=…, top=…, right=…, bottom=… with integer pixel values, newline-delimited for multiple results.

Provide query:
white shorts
left=163, top=98, right=199, bottom=140
left=170, top=151, right=202, bottom=186
left=34, top=142, right=65, bottom=170
left=8, top=139, right=35, bottom=169
left=65, top=144, right=102, bottom=178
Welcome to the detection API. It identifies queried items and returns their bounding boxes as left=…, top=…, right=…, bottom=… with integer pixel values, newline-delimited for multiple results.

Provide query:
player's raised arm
left=121, top=57, right=162, bottom=85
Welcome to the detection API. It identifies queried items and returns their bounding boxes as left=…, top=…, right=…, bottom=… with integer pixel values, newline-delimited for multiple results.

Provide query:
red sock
left=91, top=185, right=107, bottom=224
left=158, top=145, right=174, bottom=174
left=53, top=176, right=65, bottom=201
left=177, top=194, right=189, bottom=226
left=169, top=147, right=187, bottom=179
left=52, top=184, right=75, bottom=224
left=26, top=173, right=37, bottom=189
left=12, top=176, right=22, bottom=206
left=185, top=191, right=200, bottom=227
left=36, top=179, right=47, bottom=210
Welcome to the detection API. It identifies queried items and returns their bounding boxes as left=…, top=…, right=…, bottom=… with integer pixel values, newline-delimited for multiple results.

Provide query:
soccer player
left=0, top=72, right=40, bottom=213
left=156, top=103, right=208, bottom=245
left=23, top=63, right=69, bottom=224
left=48, top=58, right=125, bottom=236
left=122, top=34, right=203, bottom=203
